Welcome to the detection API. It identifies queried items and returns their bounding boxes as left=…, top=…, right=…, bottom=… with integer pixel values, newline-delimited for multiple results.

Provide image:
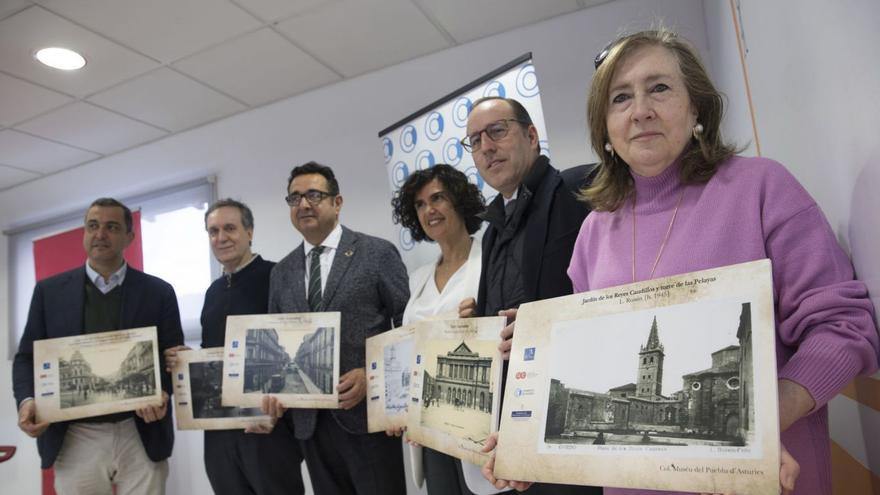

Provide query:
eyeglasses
left=285, top=189, right=334, bottom=207
left=460, top=119, right=526, bottom=153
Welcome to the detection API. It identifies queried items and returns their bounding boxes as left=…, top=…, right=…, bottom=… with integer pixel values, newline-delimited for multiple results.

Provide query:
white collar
left=85, top=261, right=127, bottom=286
left=304, top=223, right=342, bottom=256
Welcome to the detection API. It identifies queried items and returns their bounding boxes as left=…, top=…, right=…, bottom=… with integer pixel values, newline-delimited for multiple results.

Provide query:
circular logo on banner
left=382, top=137, right=393, bottom=164
left=516, top=64, right=539, bottom=98
left=443, top=137, right=463, bottom=165
left=482, top=80, right=506, bottom=98
left=452, top=97, right=472, bottom=128
left=539, top=139, right=551, bottom=159
left=464, top=166, right=485, bottom=191
left=415, top=150, right=435, bottom=171
left=391, top=161, right=409, bottom=188
left=399, top=226, right=415, bottom=251
left=424, top=112, right=444, bottom=141
left=400, top=125, right=417, bottom=153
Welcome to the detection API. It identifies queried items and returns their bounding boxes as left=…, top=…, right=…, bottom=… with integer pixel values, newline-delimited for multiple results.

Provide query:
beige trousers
left=54, top=418, right=168, bottom=495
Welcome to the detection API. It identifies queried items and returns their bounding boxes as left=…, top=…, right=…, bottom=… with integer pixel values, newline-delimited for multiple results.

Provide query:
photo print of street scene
left=243, top=327, right=334, bottom=395
left=59, top=341, right=156, bottom=409
left=384, top=338, right=413, bottom=416
left=420, top=339, right=496, bottom=445
left=544, top=301, right=754, bottom=448
left=189, top=360, right=261, bottom=419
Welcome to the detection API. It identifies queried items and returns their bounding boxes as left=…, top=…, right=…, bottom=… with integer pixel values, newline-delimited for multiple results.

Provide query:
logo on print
left=177, top=373, right=184, bottom=380
left=516, top=64, right=539, bottom=98
left=383, top=137, right=394, bottom=164
left=42, top=362, right=50, bottom=370
left=400, top=125, right=417, bottom=153
left=416, top=355, right=421, bottom=364
left=232, top=340, right=239, bottom=349
left=424, top=112, right=444, bottom=141
left=371, top=362, right=377, bottom=370
left=523, top=347, right=536, bottom=361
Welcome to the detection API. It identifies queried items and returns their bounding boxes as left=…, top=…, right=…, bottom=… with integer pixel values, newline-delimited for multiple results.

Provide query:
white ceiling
left=0, top=0, right=602, bottom=191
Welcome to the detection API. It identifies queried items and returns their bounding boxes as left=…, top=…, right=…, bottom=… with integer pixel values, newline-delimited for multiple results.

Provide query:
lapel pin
left=345, top=249, right=354, bottom=257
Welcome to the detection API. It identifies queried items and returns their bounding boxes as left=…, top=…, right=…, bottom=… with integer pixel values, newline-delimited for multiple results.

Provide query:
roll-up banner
left=378, top=53, right=550, bottom=268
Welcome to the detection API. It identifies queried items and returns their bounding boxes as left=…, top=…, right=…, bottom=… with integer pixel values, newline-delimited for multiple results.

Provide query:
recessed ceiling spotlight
left=35, top=47, right=86, bottom=70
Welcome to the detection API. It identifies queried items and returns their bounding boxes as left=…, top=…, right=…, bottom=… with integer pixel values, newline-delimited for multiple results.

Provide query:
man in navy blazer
left=13, top=198, right=183, bottom=495
left=266, top=162, right=409, bottom=495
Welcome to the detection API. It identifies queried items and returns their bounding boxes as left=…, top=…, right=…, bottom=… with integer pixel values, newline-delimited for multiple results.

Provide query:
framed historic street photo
left=493, top=260, right=780, bottom=494
left=406, top=316, right=505, bottom=466
left=172, top=348, right=272, bottom=430
left=33, top=326, right=163, bottom=423
left=221, top=312, right=341, bottom=409
left=366, top=324, right=416, bottom=433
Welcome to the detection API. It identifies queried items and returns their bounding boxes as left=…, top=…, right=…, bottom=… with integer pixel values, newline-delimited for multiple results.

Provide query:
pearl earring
left=604, top=142, right=615, bottom=159
left=692, top=123, right=704, bottom=139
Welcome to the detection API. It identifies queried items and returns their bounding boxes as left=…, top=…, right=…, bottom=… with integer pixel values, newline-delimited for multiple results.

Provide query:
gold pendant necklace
left=631, top=188, right=685, bottom=283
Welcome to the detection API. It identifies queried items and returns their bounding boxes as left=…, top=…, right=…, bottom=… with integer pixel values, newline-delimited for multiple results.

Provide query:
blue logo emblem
left=452, top=97, right=472, bottom=128
left=514, top=388, right=523, bottom=397
left=371, top=362, right=377, bottom=370
left=443, top=137, right=463, bottom=165
left=400, top=124, right=417, bottom=153
left=464, top=166, right=485, bottom=191
left=232, top=341, right=239, bottom=349
left=482, top=80, right=506, bottom=98
left=42, top=362, right=50, bottom=370
left=416, top=355, right=421, bottom=364
left=511, top=410, right=532, bottom=418
left=391, top=161, right=410, bottom=188
left=515, top=64, right=539, bottom=98
left=524, top=347, right=536, bottom=361
left=177, top=373, right=184, bottom=380
left=399, top=226, right=414, bottom=252
left=415, top=150, right=435, bottom=171
left=383, top=137, right=394, bottom=164
left=424, top=112, right=444, bottom=141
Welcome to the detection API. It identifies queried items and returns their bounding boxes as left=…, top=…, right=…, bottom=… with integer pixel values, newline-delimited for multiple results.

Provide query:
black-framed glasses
left=460, top=119, right=526, bottom=153
left=285, top=189, right=333, bottom=207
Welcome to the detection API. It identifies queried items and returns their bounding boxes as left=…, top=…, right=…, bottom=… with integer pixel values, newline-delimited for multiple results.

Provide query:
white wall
left=704, top=0, right=880, bottom=488
left=0, top=1, right=712, bottom=493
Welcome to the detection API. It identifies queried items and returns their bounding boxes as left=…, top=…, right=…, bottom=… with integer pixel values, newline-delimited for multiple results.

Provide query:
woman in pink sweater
left=564, top=29, right=879, bottom=495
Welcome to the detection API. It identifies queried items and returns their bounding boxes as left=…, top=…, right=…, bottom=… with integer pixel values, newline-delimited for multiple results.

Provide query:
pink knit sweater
left=567, top=156, right=879, bottom=495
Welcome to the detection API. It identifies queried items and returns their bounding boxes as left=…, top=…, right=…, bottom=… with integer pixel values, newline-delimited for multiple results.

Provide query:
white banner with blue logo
left=379, top=55, right=550, bottom=267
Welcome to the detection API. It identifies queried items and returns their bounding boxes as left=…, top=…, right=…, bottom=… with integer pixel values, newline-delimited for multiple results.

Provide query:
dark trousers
left=204, top=420, right=304, bottom=495
left=423, top=447, right=475, bottom=495
left=300, top=410, right=406, bottom=495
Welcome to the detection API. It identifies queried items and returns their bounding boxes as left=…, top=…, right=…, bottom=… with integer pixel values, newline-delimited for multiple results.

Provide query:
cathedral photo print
left=542, top=300, right=755, bottom=450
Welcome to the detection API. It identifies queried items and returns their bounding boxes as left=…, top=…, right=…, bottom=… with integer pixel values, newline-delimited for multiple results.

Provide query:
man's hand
left=135, top=392, right=169, bottom=423
left=163, top=345, right=191, bottom=372
left=338, top=368, right=366, bottom=410
left=385, top=426, right=405, bottom=437
left=245, top=415, right=277, bottom=434
left=497, top=308, right=518, bottom=360
left=459, top=298, right=477, bottom=318
left=262, top=395, right=286, bottom=419
left=481, top=432, right=532, bottom=492
left=17, top=400, right=49, bottom=438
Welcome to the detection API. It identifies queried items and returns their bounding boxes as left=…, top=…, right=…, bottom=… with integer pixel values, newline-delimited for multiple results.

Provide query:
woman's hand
left=481, top=432, right=533, bottom=491
left=497, top=308, right=517, bottom=360
left=163, top=345, right=191, bottom=372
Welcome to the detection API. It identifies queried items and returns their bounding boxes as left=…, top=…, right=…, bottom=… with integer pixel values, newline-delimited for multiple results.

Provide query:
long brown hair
left=583, top=29, right=737, bottom=212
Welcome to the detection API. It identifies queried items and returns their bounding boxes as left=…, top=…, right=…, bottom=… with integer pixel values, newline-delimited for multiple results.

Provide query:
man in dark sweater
left=13, top=198, right=183, bottom=495
left=459, top=97, right=598, bottom=494
left=165, top=198, right=304, bottom=494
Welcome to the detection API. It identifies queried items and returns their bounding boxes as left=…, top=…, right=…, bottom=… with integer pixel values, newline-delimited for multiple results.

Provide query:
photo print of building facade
left=243, top=327, right=334, bottom=395
left=59, top=340, right=156, bottom=409
left=383, top=338, right=413, bottom=416
left=420, top=339, right=495, bottom=443
left=544, top=301, right=754, bottom=448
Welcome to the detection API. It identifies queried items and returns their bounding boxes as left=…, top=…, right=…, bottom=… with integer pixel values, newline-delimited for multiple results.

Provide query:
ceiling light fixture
left=35, top=47, right=86, bottom=70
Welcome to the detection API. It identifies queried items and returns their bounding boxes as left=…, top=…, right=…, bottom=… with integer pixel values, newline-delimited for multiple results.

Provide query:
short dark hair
left=287, top=161, right=340, bottom=196
left=204, top=198, right=254, bottom=230
left=391, top=164, right=484, bottom=243
left=87, top=198, right=133, bottom=233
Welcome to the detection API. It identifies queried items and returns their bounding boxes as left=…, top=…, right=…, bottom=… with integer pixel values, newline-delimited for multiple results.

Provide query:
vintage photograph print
left=34, top=327, right=163, bottom=423
left=366, top=324, right=416, bottom=433
left=222, top=312, right=341, bottom=409
left=492, top=261, right=780, bottom=494
left=543, top=301, right=754, bottom=449
left=172, top=348, right=271, bottom=430
left=406, top=317, right=505, bottom=465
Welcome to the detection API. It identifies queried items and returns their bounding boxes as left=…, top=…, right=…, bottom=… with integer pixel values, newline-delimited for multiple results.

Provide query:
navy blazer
left=12, top=266, right=184, bottom=468
left=476, top=158, right=597, bottom=316
left=269, top=226, right=409, bottom=439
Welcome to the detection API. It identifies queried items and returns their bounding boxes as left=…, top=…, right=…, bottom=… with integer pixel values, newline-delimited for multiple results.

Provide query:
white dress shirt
left=85, top=261, right=127, bottom=294
left=303, top=223, right=343, bottom=296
